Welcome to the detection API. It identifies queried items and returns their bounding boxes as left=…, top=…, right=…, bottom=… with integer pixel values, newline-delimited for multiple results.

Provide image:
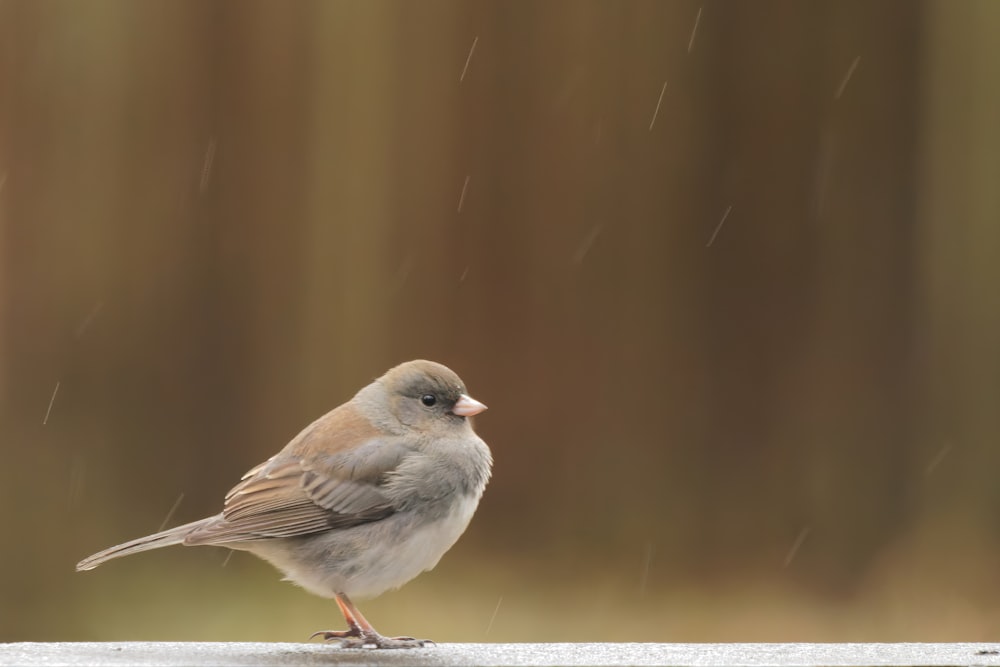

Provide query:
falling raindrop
left=705, top=205, right=733, bottom=247
left=924, top=444, right=953, bottom=476
left=75, top=301, right=105, bottom=338
left=783, top=526, right=811, bottom=568
left=688, top=7, right=703, bottom=54
left=200, top=138, right=217, bottom=193
left=457, top=175, right=471, bottom=213
left=485, top=596, right=503, bottom=637
left=835, top=56, right=861, bottom=100
left=157, top=493, right=186, bottom=532
left=460, top=36, right=479, bottom=83
left=43, top=381, right=61, bottom=425
left=649, top=82, right=668, bottom=131
left=573, top=225, right=603, bottom=264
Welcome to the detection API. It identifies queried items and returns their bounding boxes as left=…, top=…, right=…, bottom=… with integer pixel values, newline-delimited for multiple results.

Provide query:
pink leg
left=310, top=593, right=433, bottom=649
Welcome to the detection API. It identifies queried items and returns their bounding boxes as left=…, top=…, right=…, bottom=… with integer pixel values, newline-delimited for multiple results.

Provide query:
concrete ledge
left=3, top=642, right=1000, bottom=667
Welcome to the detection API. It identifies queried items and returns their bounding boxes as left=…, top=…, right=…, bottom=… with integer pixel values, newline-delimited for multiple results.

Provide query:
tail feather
left=76, top=517, right=215, bottom=571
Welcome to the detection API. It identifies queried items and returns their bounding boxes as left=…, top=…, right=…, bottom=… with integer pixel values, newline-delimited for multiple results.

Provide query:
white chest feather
left=251, top=493, right=483, bottom=599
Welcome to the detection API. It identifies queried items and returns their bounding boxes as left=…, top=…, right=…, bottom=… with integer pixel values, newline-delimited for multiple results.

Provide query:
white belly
left=248, top=493, right=482, bottom=599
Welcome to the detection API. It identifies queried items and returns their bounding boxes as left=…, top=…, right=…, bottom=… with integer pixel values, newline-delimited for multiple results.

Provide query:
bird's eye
left=420, top=394, right=437, bottom=407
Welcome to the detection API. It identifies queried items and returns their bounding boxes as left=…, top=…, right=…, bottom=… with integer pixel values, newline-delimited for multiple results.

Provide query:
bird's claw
left=311, top=629, right=433, bottom=649
left=309, top=629, right=356, bottom=641
left=369, top=636, right=434, bottom=649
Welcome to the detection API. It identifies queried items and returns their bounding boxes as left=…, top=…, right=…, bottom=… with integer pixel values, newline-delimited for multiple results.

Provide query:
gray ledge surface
left=3, top=643, right=1000, bottom=667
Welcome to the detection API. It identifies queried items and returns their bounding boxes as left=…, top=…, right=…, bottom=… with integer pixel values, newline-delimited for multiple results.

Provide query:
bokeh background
left=3, top=0, right=1000, bottom=644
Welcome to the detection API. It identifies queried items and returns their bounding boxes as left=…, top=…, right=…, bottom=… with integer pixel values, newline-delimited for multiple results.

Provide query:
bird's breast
left=252, top=491, right=484, bottom=600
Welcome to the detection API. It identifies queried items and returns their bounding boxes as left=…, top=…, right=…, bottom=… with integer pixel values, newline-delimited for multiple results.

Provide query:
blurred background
left=2, top=0, right=1000, bottom=644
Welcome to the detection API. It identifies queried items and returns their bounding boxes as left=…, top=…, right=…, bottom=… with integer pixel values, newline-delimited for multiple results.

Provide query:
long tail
left=76, top=517, right=216, bottom=571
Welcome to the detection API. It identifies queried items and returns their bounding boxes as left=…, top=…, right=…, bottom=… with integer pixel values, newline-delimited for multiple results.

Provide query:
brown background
left=3, top=0, right=1000, bottom=643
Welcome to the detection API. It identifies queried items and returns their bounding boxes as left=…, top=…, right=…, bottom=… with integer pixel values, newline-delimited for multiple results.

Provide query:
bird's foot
left=338, top=634, right=434, bottom=650
left=312, top=629, right=433, bottom=649
left=310, top=629, right=358, bottom=642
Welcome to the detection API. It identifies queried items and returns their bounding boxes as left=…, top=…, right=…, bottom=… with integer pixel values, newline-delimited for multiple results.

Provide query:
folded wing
left=184, top=436, right=410, bottom=545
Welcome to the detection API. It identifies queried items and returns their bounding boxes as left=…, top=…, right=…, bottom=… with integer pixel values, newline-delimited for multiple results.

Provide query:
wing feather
left=184, top=405, right=412, bottom=545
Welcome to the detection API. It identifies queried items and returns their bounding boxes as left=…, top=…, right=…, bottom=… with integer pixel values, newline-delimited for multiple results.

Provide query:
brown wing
left=183, top=405, right=411, bottom=545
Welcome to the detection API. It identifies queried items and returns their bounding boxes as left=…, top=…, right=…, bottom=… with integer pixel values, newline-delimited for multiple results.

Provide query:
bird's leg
left=313, top=593, right=433, bottom=649
left=309, top=594, right=363, bottom=642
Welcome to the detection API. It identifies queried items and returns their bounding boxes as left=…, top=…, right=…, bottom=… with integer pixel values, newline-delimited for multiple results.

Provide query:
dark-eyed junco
left=77, top=360, right=492, bottom=649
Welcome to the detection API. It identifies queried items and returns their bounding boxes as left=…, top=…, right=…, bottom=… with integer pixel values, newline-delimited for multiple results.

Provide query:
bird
left=77, top=359, right=492, bottom=649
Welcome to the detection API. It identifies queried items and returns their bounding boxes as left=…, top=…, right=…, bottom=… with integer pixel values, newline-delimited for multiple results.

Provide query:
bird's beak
left=452, top=394, right=488, bottom=417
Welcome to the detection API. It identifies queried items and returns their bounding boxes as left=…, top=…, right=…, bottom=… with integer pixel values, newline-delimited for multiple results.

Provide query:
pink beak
left=452, top=394, right=488, bottom=417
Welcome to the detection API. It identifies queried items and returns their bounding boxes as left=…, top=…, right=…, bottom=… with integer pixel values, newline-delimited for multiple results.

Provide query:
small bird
left=77, top=360, right=492, bottom=649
